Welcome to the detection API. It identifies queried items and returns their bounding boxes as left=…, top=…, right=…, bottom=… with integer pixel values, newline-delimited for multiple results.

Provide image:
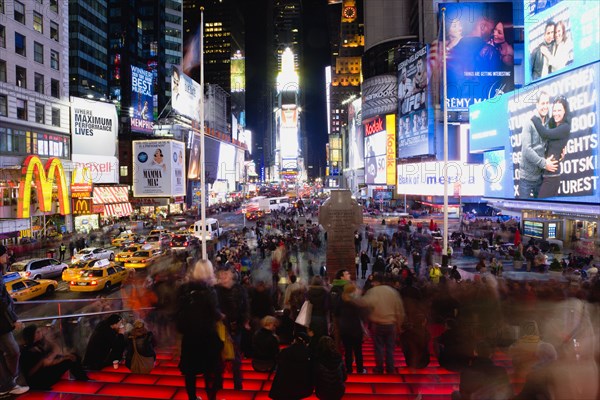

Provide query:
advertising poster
left=217, top=142, right=236, bottom=192
left=71, top=97, right=118, bottom=157
left=348, top=98, right=364, bottom=170
left=71, top=154, right=119, bottom=184
left=171, top=66, right=201, bottom=121
left=397, top=45, right=434, bottom=158
left=362, top=75, right=398, bottom=120
left=130, top=66, right=154, bottom=133
left=132, top=140, right=186, bottom=197
left=524, top=0, right=599, bottom=84
left=439, top=2, right=514, bottom=111
left=364, top=115, right=388, bottom=184
left=187, top=133, right=201, bottom=180
left=469, top=62, right=600, bottom=203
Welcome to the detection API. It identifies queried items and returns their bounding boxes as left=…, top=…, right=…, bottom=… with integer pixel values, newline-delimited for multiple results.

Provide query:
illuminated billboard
left=171, top=66, right=201, bottom=121
left=231, top=56, right=246, bottom=93
left=348, top=98, right=364, bottom=170
left=132, top=140, right=186, bottom=197
left=397, top=161, right=484, bottom=196
left=71, top=97, right=118, bottom=157
left=130, top=66, right=154, bottom=133
left=362, top=75, right=398, bottom=120
left=469, top=62, right=600, bottom=203
left=397, top=45, right=434, bottom=158
left=525, top=0, right=599, bottom=84
left=438, top=2, right=514, bottom=111
left=217, top=142, right=236, bottom=192
left=187, top=133, right=201, bottom=180
left=364, top=115, right=395, bottom=185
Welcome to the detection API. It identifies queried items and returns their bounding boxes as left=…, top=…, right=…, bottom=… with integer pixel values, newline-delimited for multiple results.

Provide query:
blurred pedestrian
left=176, top=260, right=223, bottom=400
left=313, top=336, right=346, bottom=400
left=269, top=331, right=313, bottom=400
left=251, top=316, right=279, bottom=373
left=0, top=245, right=30, bottom=396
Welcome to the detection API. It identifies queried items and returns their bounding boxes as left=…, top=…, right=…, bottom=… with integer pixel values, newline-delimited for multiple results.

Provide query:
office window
left=35, top=103, right=44, bottom=124
left=33, top=12, right=43, bottom=33
left=0, top=25, right=5, bottom=48
left=50, top=79, right=59, bottom=98
left=50, top=50, right=59, bottom=70
left=15, top=65, right=26, bottom=88
left=50, top=21, right=58, bottom=41
left=16, top=99, right=27, bottom=120
left=0, top=59, right=5, bottom=82
left=34, top=41, right=43, bottom=63
left=0, top=95, right=6, bottom=117
left=51, top=107, right=60, bottom=126
left=49, top=0, right=57, bottom=13
left=0, top=0, right=4, bottom=14
left=15, top=33, right=25, bottom=56
left=14, top=1, right=24, bottom=24
left=34, top=73, right=43, bottom=94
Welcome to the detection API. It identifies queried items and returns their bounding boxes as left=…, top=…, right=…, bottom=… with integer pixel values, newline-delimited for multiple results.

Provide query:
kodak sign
left=17, top=156, right=71, bottom=218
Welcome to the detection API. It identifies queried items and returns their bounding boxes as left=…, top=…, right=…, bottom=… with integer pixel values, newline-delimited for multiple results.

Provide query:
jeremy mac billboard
left=469, top=62, right=600, bottom=204
left=397, top=45, right=434, bottom=158
left=131, top=66, right=154, bottom=133
left=70, top=97, right=119, bottom=183
left=132, top=140, right=186, bottom=197
left=364, top=114, right=396, bottom=185
left=439, top=2, right=514, bottom=111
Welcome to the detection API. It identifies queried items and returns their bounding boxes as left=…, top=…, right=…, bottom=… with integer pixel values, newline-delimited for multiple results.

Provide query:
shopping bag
left=130, top=339, right=154, bottom=374
left=216, top=320, right=235, bottom=360
left=295, top=300, right=312, bottom=327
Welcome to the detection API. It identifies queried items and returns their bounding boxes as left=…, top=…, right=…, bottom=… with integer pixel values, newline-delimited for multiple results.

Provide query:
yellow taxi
left=3, top=272, right=58, bottom=301
left=62, top=259, right=112, bottom=282
left=111, top=232, right=137, bottom=247
left=69, top=262, right=130, bottom=292
left=114, top=244, right=144, bottom=263
left=124, top=249, right=163, bottom=269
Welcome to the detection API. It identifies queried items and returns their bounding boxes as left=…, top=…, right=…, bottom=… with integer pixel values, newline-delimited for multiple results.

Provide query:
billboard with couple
left=469, top=62, right=599, bottom=204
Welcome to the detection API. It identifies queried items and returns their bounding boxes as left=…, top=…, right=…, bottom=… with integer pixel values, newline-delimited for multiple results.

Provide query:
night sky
left=243, top=0, right=331, bottom=179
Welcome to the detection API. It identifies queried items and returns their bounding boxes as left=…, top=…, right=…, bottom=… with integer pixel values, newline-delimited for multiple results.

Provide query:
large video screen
left=364, top=115, right=389, bottom=185
left=438, top=2, right=514, bottom=111
left=397, top=45, right=434, bottom=157
left=217, top=142, right=236, bottom=192
left=469, top=62, right=600, bottom=204
left=524, top=0, right=599, bottom=84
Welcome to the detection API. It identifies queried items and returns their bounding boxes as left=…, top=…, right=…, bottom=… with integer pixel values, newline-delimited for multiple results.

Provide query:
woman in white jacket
left=541, top=20, right=573, bottom=73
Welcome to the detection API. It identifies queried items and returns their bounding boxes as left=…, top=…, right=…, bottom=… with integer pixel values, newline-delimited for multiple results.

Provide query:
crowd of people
left=1, top=203, right=599, bottom=400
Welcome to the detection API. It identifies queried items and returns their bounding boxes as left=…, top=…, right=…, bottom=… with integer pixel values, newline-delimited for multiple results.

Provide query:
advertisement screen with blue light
left=470, top=62, right=600, bottom=204
left=524, top=0, right=599, bottom=84
left=130, top=66, right=154, bottom=134
left=396, top=45, right=434, bottom=157
left=439, top=2, right=514, bottom=111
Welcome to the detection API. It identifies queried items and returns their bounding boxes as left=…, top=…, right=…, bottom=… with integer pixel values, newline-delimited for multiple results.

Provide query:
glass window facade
left=0, top=127, right=70, bottom=158
left=34, top=41, right=43, bottom=63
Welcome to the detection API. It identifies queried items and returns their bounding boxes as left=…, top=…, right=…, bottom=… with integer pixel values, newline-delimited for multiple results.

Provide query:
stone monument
left=318, top=189, right=363, bottom=279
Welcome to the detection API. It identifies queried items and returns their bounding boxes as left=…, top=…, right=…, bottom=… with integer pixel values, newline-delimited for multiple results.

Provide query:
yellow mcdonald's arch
left=73, top=198, right=91, bottom=215
left=17, top=156, right=71, bottom=218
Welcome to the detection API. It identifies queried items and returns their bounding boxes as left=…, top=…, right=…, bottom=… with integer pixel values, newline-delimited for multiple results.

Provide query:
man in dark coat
left=0, top=244, right=30, bottom=396
left=360, top=251, right=370, bottom=279
left=269, top=332, right=313, bottom=400
left=83, top=313, right=126, bottom=370
left=215, top=265, right=250, bottom=390
left=251, top=316, right=279, bottom=372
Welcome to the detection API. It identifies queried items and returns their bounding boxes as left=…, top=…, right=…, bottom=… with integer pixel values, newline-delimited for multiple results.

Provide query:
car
left=111, top=232, right=138, bottom=247
left=172, top=217, right=187, bottom=227
left=72, top=247, right=115, bottom=263
left=114, top=244, right=144, bottom=263
left=169, top=234, right=199, bottom=251
left=68, top=264, right=130, bottom=292
left=10, top=258, right=68, bottom=280
left=124, top=249, right=163, bottom=269
left=149, top=229, right=168, bottom=236
left=3, top=272, right=58, bottom=301
left=144, top=234, right=170, bottom=249
left=62, top=258, right=112, bottom=281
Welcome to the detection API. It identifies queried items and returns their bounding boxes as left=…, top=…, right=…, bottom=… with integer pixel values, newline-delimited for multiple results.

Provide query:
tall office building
left=69, top=0, right=109, bottom=99
left=183, top=0, right=245, bottom=133
left=107, top=0, right=183, bottom=184
left=326, top=0, right=363, bottom=187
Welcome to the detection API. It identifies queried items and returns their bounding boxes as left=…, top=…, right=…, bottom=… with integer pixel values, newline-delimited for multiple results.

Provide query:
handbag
left=130, top=336, right=154, bottom=374
left=295, top=300, right=312, bottom=327
left=216, top=320, right=235, bottom=361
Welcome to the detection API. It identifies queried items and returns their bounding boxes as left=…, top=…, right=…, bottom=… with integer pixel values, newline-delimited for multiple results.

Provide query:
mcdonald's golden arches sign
left=17, top=156, right=71, bottom=219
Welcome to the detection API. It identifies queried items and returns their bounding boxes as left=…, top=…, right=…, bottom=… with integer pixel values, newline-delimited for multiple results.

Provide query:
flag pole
left=442, top=7, right=449, bottom=262
left=199, top=7, right=207, bottom=260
